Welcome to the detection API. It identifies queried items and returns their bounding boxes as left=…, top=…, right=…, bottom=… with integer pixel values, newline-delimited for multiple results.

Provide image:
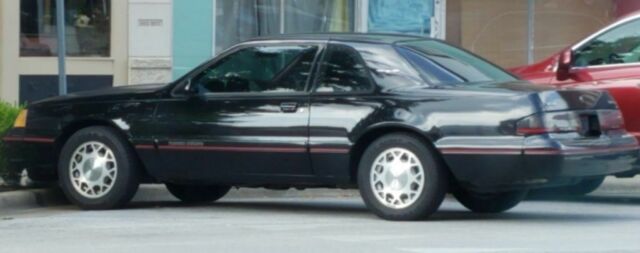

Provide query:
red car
left=511, top=12, right=640, bottom=194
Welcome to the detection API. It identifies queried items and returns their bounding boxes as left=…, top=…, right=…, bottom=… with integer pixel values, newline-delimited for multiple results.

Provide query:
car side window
left=191, top=45, right=319, bottom=94
left=574, top=18, right=640, bottom=67
left=315, top=44, right=373, bottom=93
left=397, top=47, right=465, bottom=85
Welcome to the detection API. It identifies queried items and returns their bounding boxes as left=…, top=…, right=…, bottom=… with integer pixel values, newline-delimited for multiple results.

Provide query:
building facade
left=0, top=0, right=128, bottom=104
left=0, top=0, right=638, bottom=104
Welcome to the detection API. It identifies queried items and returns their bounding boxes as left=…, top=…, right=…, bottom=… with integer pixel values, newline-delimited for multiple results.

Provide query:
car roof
left=246, top=33, right=430, bottom=45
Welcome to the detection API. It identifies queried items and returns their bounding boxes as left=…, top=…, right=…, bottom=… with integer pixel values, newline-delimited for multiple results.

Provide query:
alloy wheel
left=69, top=141, right=118, bottom=199
left=370, top=148, right=425, bottom=209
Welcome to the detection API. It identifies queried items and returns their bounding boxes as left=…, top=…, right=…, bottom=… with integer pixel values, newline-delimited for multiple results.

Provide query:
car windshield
left=396, top=40, right=517, bottom=85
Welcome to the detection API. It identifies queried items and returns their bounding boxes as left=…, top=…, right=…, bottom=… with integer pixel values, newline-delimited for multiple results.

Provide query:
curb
left=0, top=185, right=360, bottom=212
left=132, top=185, right=360, bottom=202
left=0, top=188, right=69, bottom=212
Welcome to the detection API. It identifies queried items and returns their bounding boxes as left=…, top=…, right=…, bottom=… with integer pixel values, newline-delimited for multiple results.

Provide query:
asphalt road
left=2, top=178, right=640, bottom=253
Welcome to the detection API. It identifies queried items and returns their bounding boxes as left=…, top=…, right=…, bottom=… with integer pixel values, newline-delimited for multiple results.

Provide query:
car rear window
left=397, top=40, right=517, bottom=85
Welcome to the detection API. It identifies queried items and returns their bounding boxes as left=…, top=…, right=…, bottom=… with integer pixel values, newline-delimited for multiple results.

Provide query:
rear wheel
left=358, top=133, right=448, bottom=221
left=58, top=126, right=140, bottom=210
left=165, top=184, right=231, bottom=203
left=453, top=188, right=527, bottom=213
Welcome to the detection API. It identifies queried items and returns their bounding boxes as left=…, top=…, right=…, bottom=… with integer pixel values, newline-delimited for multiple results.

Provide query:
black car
left=3, top=34, right=639, bottom=220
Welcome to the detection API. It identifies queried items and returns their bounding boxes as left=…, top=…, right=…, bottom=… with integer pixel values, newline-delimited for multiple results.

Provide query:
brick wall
left=448, top=0, right=616, bottom=68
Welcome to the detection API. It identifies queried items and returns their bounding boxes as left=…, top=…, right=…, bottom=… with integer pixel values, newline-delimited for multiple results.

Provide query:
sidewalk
left=597, top=176, right=640, bottom=195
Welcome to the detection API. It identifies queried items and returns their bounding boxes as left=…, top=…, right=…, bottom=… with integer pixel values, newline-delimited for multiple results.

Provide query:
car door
left=307, top=42, right=430, bottom=183
left=150, top=43, right=322, bottom=183
left=308, top=43, right=381, bottom=183
left=554, top=17, right=640, bottom=85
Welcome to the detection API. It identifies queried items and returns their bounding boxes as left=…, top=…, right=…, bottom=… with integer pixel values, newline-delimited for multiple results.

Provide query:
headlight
left=13, top=109, right=28, bottom=128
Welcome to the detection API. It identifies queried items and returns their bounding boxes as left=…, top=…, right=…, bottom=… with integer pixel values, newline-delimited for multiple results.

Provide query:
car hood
left=31, top=83, right=169, bottom=105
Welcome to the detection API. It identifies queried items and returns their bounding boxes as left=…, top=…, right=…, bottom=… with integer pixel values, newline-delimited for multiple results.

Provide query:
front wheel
left=358, top=133, right=448, bottom=221
left=58, top=127, right=140, bottom=210
left=166, top=184, right=231, bottom=204
left=453, top=188, right=527, bottom=213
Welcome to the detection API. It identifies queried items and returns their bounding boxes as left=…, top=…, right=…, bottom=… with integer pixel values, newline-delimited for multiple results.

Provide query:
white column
left=128, top=0, right=173, bottom=84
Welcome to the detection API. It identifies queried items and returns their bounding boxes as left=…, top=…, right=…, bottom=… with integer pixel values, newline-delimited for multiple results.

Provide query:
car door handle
left=280, top=102, right=298, bottom=113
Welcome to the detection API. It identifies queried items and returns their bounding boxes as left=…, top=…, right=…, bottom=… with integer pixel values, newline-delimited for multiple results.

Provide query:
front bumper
left=440, top=133, right=640, bottom=193
left=2, top=128, right=57, bottom=177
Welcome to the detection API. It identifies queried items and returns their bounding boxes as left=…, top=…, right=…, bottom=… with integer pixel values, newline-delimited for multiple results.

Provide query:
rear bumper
left=523, top=147, right=638, bottom=180
left=440, top=134, right=639, bottom=193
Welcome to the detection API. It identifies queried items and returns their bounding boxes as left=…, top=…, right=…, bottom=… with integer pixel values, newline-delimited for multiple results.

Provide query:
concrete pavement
left=0, top=178, right=640, bottom=252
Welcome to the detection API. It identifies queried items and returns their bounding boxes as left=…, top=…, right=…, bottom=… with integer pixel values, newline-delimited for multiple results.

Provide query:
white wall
left=128, top=0, right=173, bottom=84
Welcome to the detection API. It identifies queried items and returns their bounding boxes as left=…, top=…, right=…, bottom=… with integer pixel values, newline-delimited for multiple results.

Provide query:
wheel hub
left=370, top=148, right=425, bottom=209
left=69, top=141, right=118, bottom=199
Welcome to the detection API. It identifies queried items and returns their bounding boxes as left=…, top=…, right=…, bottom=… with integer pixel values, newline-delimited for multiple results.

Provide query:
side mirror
left=556, top=49, right=573, bottom=81
left=183, top=79, right=199, bottom=95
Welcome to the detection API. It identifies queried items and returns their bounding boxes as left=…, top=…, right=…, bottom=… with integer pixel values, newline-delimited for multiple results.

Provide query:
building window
left=20, top=0, right=111, bottom=57
left=19, top=75, right=113, bottom=104
left=284, top=0, right=354, bottom=34
left=215, top=0, right=354, bottom=54
left=368, top=0, right=434, bottom=35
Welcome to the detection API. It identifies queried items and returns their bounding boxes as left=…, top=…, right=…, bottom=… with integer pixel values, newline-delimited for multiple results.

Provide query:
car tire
left=358, top=133, right=448, bottom=221
left=453, top=188, right=527, bottom=213
left=165, top=184, right=231, bottom=203
left=58, top=126, right=140, bottom=210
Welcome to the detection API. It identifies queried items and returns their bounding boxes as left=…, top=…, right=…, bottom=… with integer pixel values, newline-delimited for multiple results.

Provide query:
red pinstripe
left=135, top=144, right=350, bottom=154
left=440, top=145, right=639, bottom=156
left=2, top=136, right=54, bottom=143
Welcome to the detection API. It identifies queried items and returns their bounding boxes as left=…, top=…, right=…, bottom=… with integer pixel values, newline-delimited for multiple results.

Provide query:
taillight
left=598, top=110, right=625, bottom=131
left=516, top=110, right=625, bottom=136
left=516, top=111, right=582, bottom=135
left=515, top=114, right=547, bottom=135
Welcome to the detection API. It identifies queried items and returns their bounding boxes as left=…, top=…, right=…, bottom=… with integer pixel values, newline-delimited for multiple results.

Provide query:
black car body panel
left=4, top=34, right=638, bottom=192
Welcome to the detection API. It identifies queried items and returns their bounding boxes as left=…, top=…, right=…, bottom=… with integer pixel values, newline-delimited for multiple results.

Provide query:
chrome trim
left=572, top=62, right=640, bottom=70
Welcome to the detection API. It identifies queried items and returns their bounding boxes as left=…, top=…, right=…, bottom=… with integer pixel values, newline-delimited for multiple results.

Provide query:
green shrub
left=0, top=102, right=22, bottom=178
